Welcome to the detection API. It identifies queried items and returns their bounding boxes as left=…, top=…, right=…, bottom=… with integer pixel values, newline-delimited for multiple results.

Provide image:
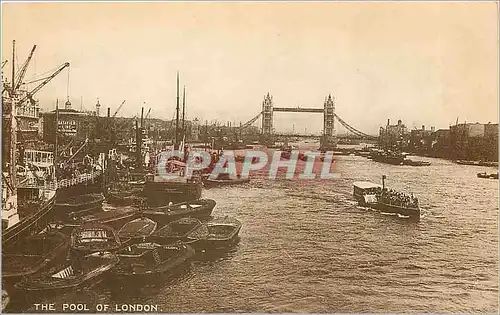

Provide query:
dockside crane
left=14, top=45, right=36, bottom=91
left=18, top=62, right=70, bottom=105
left=112, top=100, right=126, bottom=118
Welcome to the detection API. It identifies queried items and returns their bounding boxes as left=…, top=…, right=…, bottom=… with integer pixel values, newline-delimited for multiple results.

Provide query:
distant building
left=41, top=100, right=97, bottom=143
left=432, top=129, right=451, bottom=158
left=409, top=125, right=435, bottom=155
left=378, top=119, right=409, bottom=151
left=191, top=118, right=200, bottom=142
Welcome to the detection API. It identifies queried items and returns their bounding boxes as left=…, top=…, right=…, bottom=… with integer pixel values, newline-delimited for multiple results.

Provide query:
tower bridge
left=238, top=93, right=377, bottom=149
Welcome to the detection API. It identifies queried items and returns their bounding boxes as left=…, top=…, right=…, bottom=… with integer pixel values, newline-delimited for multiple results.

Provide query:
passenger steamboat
left=353, top=176, right=420, bottom=220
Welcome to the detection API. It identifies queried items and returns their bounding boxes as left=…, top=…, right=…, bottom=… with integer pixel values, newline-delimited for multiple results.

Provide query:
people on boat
left=375, top=187, right=419, bottom=208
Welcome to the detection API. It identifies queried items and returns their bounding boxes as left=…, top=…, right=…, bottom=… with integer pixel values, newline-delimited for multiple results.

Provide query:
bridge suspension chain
left=238, top=111, right=262, bottom=129
left=334, top=113, right=377, bottom=139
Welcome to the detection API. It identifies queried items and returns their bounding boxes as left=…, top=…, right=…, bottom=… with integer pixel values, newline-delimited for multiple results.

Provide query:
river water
left=23, top=150, right=498, bottom=313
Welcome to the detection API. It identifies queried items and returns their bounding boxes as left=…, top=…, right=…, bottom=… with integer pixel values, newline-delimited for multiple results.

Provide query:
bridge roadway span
left=273, top=107, right=324, bottom=113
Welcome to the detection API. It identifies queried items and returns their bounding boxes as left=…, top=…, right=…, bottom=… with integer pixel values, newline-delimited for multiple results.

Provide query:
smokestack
left=107, top=107, right=110, bottom=118
left=135, top=120, right=142, bottom=169
left=387, top=119, right=390, bottom=126
left=141, top=107, right=144, bottom=128
left=422, top=125, right=425, bottom=130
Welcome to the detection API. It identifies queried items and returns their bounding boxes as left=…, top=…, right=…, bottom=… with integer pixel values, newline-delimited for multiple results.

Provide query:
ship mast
left=175, top=72, right=180, bottom=149
left=54, top=99, right=59, bottom=179
left=9, top=40, right=17, bottom=190
left=182, top=85, right=186, bottom=141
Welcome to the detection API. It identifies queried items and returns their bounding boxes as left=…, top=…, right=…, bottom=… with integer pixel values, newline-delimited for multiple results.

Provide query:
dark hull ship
left=2, top=191, right=57, bottom=247
left=186, top=217, right=242, bottom=250
left=143, top=180, right=202, bottom=207
left=70, top=223, right=122, bottom=254
left=2, top=231, right=70, bottom=291
left=14, top=251, right=119, bottom=296
left=55, top=193, right=105, bottom=221
left=109, top=242, right=195, bottom=284
left=118, top=217, right=158, bottom=246
left=477, top=172, right=499, bottom=179
left=403, top=159, right=431, bottom=166
left=149, top=217, right=203, bottom=244
left=143, top=198, right=216, bottom=227
left=372, top=153, right=405, bottom=165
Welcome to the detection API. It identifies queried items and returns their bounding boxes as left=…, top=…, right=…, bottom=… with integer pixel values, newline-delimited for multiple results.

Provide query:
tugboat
left=353, top=175, right=420, bottom=220
left=14, top=251, right=118, bottom=297
left=150, top=217, right=203, bottom=244
left=143, top=159, right=202, bottom=206
left=70, top=223, right=121, bottom=254
left=109, top=241, right=195, bottom=284
left=143, top=198, right=216, bottom=227
left=371, top=151, right=406, bottom=165
left=2, top=231, right=70, bottom=291
left=118, top=217, right=157, bottom=245
left=186, top=216, right=242, bottom=250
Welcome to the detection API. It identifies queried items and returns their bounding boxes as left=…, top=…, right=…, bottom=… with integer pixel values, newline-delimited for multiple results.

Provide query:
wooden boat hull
left=189, top=234, right=241, bottom=250
left=55, top=193, right=104, bottom=221
left=71, top=223, right=122, bottom=254
left=143, top=199, right=216, bottom=227
left=203, top=177, right=250, bottom=188
left=118, top=217, right=158, bottom=246
left=105, top=189, right=144, bottom=206
left=14, top=253, right=118, bottom=302
left=108, top=243, right=195, bottom=285
left=72, top=208, right=142, bottom=231
left=2, top=232, right=70, bottom=290
left=187, top=217, right=242, bottom=250
left=149, top=217, right=202, bottom=245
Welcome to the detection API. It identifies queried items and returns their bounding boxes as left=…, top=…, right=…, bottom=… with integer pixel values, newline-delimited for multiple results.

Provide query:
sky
left=2, top=2, right=498, bottom=135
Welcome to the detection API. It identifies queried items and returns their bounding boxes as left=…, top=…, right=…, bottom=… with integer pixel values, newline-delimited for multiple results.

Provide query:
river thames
left=26, top=149, right=498, bottom=313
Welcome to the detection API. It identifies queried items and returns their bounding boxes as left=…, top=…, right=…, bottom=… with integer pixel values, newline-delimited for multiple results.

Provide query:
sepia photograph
left=1, top=1, right=498, bottom=313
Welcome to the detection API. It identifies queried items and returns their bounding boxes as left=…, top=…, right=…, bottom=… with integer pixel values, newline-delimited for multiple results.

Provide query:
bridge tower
left=261, top=92, right=274, bottom=144
left=321, top=94, right=337, bottom=150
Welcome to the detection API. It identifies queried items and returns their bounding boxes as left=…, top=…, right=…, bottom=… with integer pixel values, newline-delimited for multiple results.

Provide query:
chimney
left=387, top=119, right=390, bottom=126
left=422, top=125, right=425, bottom=130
